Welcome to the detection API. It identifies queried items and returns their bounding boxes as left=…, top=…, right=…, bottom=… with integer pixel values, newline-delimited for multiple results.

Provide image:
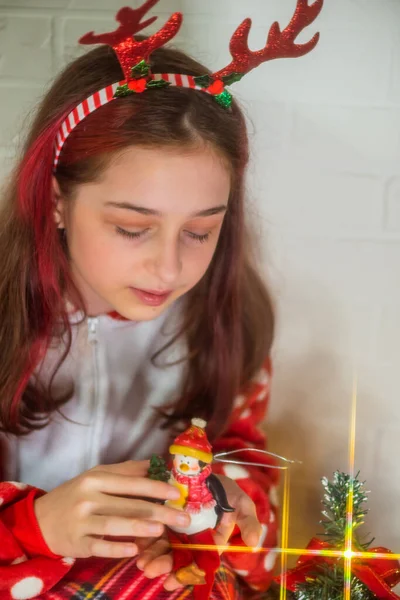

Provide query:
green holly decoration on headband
left=114, top=60, right=171, bottom=97
left=194, top=72, right=244, bottom=108
left=113, top=60, right=244, bottom=107
left=131, top=59, right=150, bottom=79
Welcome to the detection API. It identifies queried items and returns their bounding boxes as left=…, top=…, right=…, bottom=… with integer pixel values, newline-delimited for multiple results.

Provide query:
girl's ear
left=52, top=176, right=65, bottom=229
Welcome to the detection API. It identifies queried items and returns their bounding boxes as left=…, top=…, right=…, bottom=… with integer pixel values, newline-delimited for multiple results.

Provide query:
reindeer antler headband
left=54, top=0, right=324, bottom=169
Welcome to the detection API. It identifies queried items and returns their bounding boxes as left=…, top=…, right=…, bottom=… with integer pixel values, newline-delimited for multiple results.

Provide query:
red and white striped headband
left=54, top=0, right=323, bottom=170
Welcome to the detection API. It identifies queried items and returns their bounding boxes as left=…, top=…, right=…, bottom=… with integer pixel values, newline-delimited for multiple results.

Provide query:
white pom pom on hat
left=191, top=418, right=207, bottom=429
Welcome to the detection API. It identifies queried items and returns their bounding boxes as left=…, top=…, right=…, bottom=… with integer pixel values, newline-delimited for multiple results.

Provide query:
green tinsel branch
left=319, top=471, right=374, bottom=551
left=293, top=564, right=375, bottom=600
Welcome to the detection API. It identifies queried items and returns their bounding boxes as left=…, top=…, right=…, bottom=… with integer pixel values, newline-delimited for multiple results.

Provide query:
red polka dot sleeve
left=0, top=481, right=75, bottom=599
left=212, top=357, right=279, bottom=593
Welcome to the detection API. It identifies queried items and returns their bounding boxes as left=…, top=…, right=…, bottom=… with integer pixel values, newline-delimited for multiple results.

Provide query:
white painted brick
left=67, top=0, right=145, bottom=10
left=0, top=86, right=42, bottom=147
left=389, top=33, right=400, bottom=104
left=376, top=306, right=400, bottom=364
left=0, top=0, right=68, bottom=6
left=59, top=14, right=191, bottom=66
left=59, top=15, right=118, bottom=64
left=247, top=100, right=288, bottom=155
left=248, top=26, right=391, bottom=105
left=273, top=237, right=400, bottom=305
left=318, top=0, right=400, bottom=31
left=373, top=428, right=400, bottom=491
left=290, top=106, right=400, bottom=175
left=176, top=0, right=399, bottom=32
left=263, top=165, right=383, bottom=235
left=384, top=177, right=400, bottom=232
left=0, top=13, right=52, bottom=80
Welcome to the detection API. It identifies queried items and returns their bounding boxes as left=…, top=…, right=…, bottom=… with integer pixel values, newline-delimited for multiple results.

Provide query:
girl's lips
left=130, top=287, right=172, bottom=307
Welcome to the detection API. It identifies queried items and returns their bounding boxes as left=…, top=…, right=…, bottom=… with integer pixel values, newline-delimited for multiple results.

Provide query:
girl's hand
left=135, top=474, right=261, bottom=592
left=136, top=535, right=183, bottom=592
left=34, top=460, right=190, bottom=559
left=212, top=474, right=261, bottom=548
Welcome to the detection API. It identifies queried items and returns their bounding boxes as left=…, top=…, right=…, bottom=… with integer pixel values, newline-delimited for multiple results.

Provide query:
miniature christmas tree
left=148, top=454, right=170, bottom=482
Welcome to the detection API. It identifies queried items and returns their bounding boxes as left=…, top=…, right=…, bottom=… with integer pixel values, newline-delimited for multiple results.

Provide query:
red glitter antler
left=213, top=0, right=323, bottom=80
left=79, top=0, right=183, bottom=81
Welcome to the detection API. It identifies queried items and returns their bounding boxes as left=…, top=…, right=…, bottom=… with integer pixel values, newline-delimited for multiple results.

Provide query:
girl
left=0, top=1, right=321, bottom=598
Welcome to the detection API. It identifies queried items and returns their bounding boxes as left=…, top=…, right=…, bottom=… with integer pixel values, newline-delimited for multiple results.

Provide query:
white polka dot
left=269, top=485, right=279, bottom=507
left=233, top=394, right=245, bottom=409
left=264, top=550, right=277, bottom=572
left=11, top=577, right=44, bottom=599
left=62, top=557, right=76, bottom=566
left=235, top=569, right=249, bottom=577
left=253, top=368, right=269, bottom=386
left=269, top=511, right=275, bottom=523
left=11, top=556, right=27, bottom=565
left=252, top=524, right=268, bottom=551
left=239, top=408, right=251, bottom=420
left=8, top=482, right=28, bottom=490
left=257, top=388, right=268, bottom=401
left=223, top=464, right=249, bottom=480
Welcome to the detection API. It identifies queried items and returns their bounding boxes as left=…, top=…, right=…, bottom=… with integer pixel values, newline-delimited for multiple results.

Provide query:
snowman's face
left=173, top=454, right=201, bottom=476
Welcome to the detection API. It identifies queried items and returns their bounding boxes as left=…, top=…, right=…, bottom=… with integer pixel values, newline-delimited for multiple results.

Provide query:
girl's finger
left=98, top=495, right=191, bottom=530
left=213, top=512, right=235, bottom=548
left=86, top=537, right=138, bottom=559
left=84, top=471, right=179, bottom=502
left=95, top=460, right=151, bottom=477
left=87, top=514, right=164, bottom=538
left=137, top=538, right=170, bottom=570
left=163, top=572, right=185, bottom=592
left=235, top=493, right=261, bottom=547
left=236, top=514, right=262, bottom=547
left=142, top=553, right=173, bottom=578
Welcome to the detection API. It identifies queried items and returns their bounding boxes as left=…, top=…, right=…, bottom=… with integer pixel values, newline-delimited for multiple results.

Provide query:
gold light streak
left=343, top=375, right=358, bottom=599
left=279, top=466, right=290, bottom=600
left=170, top=544, right=400, bottom=561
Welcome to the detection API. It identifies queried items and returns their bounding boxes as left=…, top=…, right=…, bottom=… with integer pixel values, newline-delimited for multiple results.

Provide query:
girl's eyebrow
left=104, top=202, right=227, bottom=218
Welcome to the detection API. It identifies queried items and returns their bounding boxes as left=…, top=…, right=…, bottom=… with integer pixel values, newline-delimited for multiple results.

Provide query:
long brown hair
left=0, top=44, right=274, bottom=439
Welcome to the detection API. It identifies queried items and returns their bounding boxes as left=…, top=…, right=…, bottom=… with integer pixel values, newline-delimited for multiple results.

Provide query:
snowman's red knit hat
left=169, top=418, right=213, bottom=464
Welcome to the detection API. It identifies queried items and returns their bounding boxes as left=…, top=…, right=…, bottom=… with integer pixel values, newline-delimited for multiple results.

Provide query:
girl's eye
left=116, top=227, right=211, bottom=244
left=116, top=226, right=149, bottom=240
left=185, top=231, right=211, bottom=244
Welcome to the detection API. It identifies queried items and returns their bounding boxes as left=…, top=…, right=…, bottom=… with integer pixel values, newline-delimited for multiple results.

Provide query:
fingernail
left=136, top=559, right=144, bottom=570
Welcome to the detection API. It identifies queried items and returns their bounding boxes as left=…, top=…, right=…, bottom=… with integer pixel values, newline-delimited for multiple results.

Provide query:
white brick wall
left=1, top=0, right=399, bottom=559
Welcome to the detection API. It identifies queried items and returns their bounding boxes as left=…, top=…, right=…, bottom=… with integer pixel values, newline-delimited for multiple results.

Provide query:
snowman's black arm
left=206, top=473, right=235, bottom=513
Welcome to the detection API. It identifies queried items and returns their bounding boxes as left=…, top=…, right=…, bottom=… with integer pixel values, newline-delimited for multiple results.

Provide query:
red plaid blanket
left=42, top=556, right=243, bottom=600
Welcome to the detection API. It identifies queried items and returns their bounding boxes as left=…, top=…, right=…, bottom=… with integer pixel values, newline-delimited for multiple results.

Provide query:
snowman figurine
left=165, top=418, right=234, bottom=597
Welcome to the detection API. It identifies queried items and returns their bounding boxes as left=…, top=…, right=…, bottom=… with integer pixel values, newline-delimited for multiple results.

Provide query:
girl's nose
left=152, top=236, right=182, bottom=285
